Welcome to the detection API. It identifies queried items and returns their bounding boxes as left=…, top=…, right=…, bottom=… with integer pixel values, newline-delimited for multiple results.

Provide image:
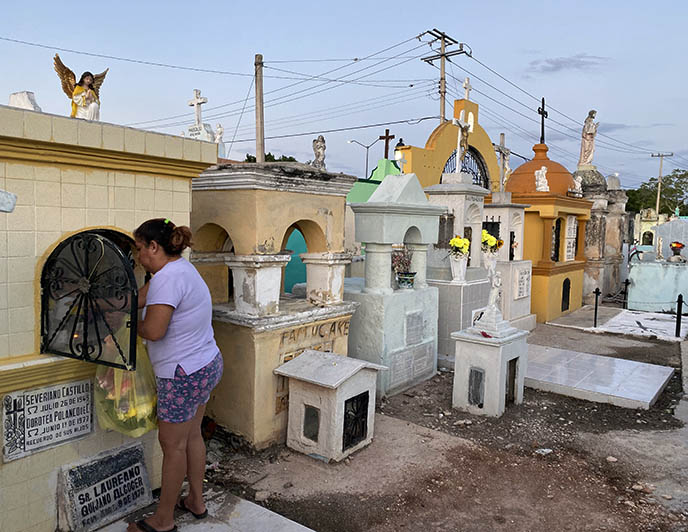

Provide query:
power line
left=227, top=77, right=254, bottom=160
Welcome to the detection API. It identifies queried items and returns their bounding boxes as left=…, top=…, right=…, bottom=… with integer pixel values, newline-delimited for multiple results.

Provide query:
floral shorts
left=155, top=352, right=223, bottom=423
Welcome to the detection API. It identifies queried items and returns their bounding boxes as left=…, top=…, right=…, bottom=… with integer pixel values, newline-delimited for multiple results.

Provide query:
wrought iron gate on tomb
left=442, top=147, right=490, bottom=190
left=40, top=230, right=139, bottom=370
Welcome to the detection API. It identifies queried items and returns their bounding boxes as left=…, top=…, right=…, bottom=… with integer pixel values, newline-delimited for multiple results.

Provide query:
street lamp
left=348, top=138, right=381, bottom=179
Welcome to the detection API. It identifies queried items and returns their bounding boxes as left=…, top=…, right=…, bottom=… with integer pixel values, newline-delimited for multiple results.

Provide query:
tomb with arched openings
left=191, top=162, right=358, bottom=448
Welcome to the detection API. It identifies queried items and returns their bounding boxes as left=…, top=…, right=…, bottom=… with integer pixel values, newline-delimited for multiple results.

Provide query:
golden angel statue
left=53, top=54, right=108, bottom=120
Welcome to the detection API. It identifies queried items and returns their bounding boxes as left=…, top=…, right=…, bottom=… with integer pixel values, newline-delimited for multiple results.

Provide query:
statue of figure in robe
left=535, top=166, right=549, bottom=192
left=54, top=54, right=108, bottom=120
left=578, top=110, right=599, bottom=166
left=312, top=135, right=326, bottom=170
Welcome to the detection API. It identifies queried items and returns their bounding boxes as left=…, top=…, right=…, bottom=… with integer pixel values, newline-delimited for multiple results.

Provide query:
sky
left=1, top=0, right=687, bottom=189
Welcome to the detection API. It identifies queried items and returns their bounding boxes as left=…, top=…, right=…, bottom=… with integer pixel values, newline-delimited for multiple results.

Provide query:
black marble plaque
left=60, top=442, right=153, bottom=532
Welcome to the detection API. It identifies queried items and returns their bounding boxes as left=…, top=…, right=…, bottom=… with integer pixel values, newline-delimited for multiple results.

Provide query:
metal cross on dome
left=538, top=97, right=548, bottom=144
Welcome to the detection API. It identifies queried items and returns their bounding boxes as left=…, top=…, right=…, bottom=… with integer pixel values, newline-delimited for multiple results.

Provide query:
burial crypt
left=0, top=104, right=217, bottom=532
left=190, top=162, right=358, bottom=449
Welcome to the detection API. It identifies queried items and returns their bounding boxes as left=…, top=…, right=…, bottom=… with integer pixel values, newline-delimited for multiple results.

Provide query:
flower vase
left=482, top=251, right=497, bottom=274
left=450, top=255, right=468, bottom=282
left=396, top=272, right=416, bottom=289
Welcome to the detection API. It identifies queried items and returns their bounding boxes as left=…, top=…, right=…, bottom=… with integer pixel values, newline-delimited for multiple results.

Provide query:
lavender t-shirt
left=144, top=258, right=219, bottom=378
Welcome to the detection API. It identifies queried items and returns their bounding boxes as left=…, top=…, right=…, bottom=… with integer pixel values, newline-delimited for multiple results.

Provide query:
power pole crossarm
left=652, top=152, right=673, bottom=215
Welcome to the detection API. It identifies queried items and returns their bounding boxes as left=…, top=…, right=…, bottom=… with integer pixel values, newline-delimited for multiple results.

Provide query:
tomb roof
left=274, top=350, right=386, bottom=389
left=506, top=143, right=575, bottom=195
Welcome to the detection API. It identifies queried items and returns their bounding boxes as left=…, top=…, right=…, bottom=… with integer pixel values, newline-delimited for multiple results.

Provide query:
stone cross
left=188, top=89, right=208, bottom=127
left=378, top=128, right=395, bottom=159
left=494, top=133, right=511, bottom=192
left=462, top=77, right=473, bottom=101
left=537, top=97, right=548, bottom=144
left=0, top=190, right=17, bottom=213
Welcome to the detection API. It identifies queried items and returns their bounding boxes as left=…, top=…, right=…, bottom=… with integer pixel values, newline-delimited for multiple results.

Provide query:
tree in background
left=625, top=169, right=688, bottom=215
left=244, top=153, right=297, bottom=162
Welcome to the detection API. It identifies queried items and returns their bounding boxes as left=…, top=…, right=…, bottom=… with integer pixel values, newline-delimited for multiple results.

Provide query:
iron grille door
left=41, top=231, right=139, bottom=370
left=342, top=391, right=369, bottom=451
left=442, top=147, right=490, bottom=190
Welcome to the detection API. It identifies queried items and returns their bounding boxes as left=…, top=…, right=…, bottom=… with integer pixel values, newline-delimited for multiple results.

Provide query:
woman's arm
left=138, top=304, right=174, bottom=341
left=138, top=282, right=150, bottom=309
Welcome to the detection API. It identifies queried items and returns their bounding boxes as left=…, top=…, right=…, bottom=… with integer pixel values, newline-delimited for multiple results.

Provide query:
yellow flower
left=487, top=236, right=497, bottom=247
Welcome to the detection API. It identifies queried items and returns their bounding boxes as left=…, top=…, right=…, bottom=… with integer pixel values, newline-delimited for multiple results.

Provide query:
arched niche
left=193, top=222, right=234, bottom=303
left=403, top=226, right=422, bottom=244
left=279, top=219, right=328, bottom=295
left=280, top=219, right=327, bottom=254
left=642, top=231, right=654, bottom=246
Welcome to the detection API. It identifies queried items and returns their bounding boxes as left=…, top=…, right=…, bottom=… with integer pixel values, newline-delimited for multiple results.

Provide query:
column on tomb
left=299, top=252, right=352, bottom=305
left=225, top=254, right=291, bottom=316
left=363, top=243, right=393, bottom=294
left=407, top=243, right=429, bottom=288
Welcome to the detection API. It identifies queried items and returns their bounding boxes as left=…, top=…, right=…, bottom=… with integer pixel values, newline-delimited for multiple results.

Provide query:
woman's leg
left=127, top=418, right=194, bottom=532
left=182, top=403, right=207, bottom=514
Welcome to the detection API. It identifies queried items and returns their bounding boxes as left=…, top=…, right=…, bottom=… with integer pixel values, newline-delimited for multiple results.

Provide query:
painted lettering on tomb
left=3, top=379, right=93, bottom=462
left=279, top=318, right=350, bottom=349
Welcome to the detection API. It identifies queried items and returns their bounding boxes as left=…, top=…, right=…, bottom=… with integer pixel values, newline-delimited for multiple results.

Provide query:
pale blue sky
left=1, top=0, right=686, bottom=188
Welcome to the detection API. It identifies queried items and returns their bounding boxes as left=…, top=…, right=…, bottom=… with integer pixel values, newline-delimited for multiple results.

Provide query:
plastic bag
left=94, top=337, right=158, bottom=437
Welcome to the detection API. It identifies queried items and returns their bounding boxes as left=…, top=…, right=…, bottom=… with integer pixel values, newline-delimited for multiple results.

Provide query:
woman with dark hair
left=128, top=218, right=222, bottom=532
left=72, top=71, right=100, bottom=120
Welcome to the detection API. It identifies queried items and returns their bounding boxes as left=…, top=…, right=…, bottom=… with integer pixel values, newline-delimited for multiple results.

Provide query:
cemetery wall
left=0, top=105, right=215, bottom=532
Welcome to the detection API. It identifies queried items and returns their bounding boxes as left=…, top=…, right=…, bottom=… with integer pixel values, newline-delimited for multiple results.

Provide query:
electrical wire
left=227, top=77, right=254, bottom=160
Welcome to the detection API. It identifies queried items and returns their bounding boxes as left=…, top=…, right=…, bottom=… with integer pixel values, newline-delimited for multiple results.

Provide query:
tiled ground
left=525, top=344, right=674, bottom=409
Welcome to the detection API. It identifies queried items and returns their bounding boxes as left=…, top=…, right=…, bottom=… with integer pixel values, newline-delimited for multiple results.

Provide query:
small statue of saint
left=54, top=54, right=108, bottom=121
left=578, top=110, right=599, bottom=167
left=312, top=135, right=326, bottom=170
left=535, top=166, right=549, bottom=192
left=215, top=124, right=224, bottom=144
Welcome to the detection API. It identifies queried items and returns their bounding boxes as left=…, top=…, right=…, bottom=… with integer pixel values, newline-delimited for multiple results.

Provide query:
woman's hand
left=138, top=282, right=150, bottom=309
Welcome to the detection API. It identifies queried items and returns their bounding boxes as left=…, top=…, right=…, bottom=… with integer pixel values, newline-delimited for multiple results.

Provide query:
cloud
left=527, top=53, right=609, bottom=74
left=598, top=122, right=674, bottom=134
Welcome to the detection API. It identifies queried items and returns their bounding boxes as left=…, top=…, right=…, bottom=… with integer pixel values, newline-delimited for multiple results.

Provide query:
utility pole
left=255, top=53, right=265, bottom=163
left=652, top=152, right=673, bottom=215
left=421, top=29, right=469, bottom=124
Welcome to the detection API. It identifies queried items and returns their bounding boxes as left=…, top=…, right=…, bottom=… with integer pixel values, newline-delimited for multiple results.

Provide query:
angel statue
left=54, top=54, right=108, bottom=121
left=312, top=135, right=326, bottom=170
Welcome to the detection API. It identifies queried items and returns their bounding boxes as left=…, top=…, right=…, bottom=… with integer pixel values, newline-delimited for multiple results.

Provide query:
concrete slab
left=525, top=345, right=674, bottom=409
left=99, top=489, right=314, bottom=532
left=547, top=306, right=686, bottom=343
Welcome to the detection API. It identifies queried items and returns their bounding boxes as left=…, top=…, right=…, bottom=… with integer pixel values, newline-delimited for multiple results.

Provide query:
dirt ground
left=201, top=325, right=687, bottom=532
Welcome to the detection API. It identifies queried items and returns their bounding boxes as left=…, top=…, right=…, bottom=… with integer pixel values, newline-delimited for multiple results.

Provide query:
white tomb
left=345, top=173, right=445, bottom=396
left=425, top=172, right=491, bottom=367
left=186, top=89, right=216, bottom=142
left=451, top=268, right=529, bottom=417
left=483, top=191, right=536, bottom=331
left=274, top=350, right=385, bottom=462
left=8, top=91, right=41, bottom=112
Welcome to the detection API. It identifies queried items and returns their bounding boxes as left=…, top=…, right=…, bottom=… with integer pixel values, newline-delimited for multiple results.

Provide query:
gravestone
left=3, top=379, right=93, bottom=462
left=58, top=442, right=153, bottom=532
left=8, top=91, right=42, bottom=111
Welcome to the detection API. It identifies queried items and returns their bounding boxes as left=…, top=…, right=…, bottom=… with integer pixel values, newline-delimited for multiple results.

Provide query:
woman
left=128, top=218, right=222, bottom=532
left=72, top=71, right=100, bottom=120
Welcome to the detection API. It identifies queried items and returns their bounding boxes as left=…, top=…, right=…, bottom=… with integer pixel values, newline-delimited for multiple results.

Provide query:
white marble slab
left=599, top=310, right=686, bottom=342
left=525, top=345, right=674, bottom=409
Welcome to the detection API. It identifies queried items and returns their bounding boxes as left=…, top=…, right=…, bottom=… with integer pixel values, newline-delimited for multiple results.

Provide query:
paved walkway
left=547, top=306, right=686, bottom=342
left=100, top=489, right=313, bottom=532
left=526, top=344, right=674, bottom=409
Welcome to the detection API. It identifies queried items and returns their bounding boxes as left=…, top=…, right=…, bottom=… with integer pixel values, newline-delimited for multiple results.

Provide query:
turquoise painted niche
left=284, top=230, right=307, bottom=293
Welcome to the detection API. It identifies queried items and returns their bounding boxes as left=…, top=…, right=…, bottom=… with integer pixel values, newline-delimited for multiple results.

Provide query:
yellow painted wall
left=207, top=315, right=352, bottom=449
left=531, top=268, right=585, bottom=322
left=399, top=99, right=501, bottom=190
left=191, top=188, right=347, bottom=255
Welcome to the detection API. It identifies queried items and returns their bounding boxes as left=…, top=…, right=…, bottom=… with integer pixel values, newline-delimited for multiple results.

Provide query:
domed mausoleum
left=504, top=143, right=592, bottom=322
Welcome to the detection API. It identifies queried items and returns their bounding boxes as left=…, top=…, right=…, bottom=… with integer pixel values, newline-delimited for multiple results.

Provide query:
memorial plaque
left=405, top=311, right=424, bottom=346
left=565, top=239, right=576, bottom=261
left=566, top=215, right=577, bottom=238
left=3, top=379, right=93, bottom=462
left=60, top=442, right=152, bottom=532
left=514, top=268, right=531, bottom=300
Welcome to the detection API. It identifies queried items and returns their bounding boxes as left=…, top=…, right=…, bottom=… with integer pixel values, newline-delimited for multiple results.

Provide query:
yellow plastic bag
left=94, top=337, right=158, bottom=437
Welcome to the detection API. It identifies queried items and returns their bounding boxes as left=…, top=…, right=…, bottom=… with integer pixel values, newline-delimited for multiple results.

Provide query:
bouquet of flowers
left=449, top=235, right=470, bottom=258
left=481, top=229, right=503, bottom=254
left=670, top=241, right=685, bottom=251
left=391, top=246, right=413, bottom=273
left=94, top=336, right=157, bottom=437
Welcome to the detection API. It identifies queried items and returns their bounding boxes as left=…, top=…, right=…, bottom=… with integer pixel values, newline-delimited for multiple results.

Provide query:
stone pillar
left=407, top=243, right=428, bottom=288
left=225, top=254, right=291, bottom=316
left=300, top=252, right=352, bottom=305
left=363, top=243, right=393, bottom=294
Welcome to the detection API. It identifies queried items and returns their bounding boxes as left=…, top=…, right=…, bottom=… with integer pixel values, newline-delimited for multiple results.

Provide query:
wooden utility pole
left=421, top=29, right=468, bottom=124
left=652, top=152, right=673, bottom=215
left=255, top=53, right=265, bottom=163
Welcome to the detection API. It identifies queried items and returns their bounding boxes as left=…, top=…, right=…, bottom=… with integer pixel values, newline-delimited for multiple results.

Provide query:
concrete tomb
left=192, top=162, right=358, bottom=448
left=275, top=349, right=385, bottom=462
left=345, top=173, right=445, bottom=396
left=451, top=268, right=529, bottom=417
left=483, top=191, right=537, bottom=331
